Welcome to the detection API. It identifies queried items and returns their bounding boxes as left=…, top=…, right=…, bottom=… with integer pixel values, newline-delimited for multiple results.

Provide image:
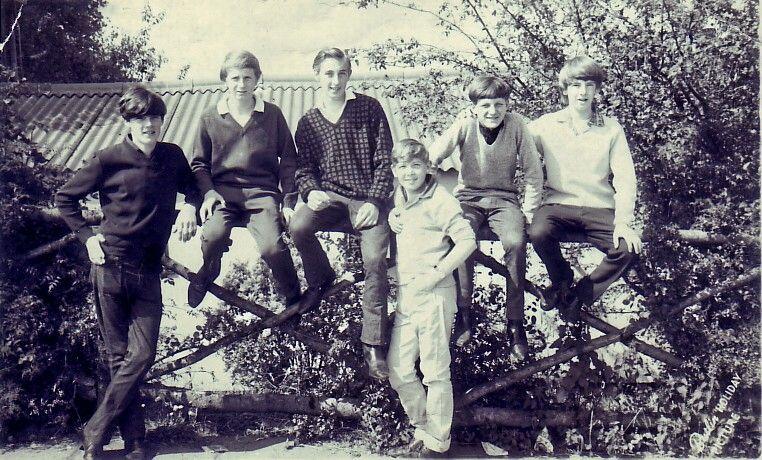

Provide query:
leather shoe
left=507, top=320, right=528, bottom=361
left=363, top=344, right=389, bottom=380
left=187, top=279, right=209, bottom=308
left=298, top=279, right=334, bottom=314
left=124, top=438, right=149, bottom=460
left=542, top=280, right=573, bottom=311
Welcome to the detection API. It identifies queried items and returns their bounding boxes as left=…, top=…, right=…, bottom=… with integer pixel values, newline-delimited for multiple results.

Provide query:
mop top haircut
left=391, top=138, right=430, bottom=166
left=557, top=56, right=607, bottom=89
left=312, top=47, right=353, bottom=73
left=219, top=50, right=262, bottom=81
left=467, top=75, right=511, bottom=103
left=118, top=85, right=167, bottom=121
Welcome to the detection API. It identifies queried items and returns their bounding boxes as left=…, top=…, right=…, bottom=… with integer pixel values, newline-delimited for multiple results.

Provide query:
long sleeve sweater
left=191, top=97, right=298, bottom=208
left=528, top=108, right=637, bottom=225
left=55, top=138, right=200, bottom=266
left=428, top=109, right=544, bottom=216
left=293, top=93, right=394, bottom=208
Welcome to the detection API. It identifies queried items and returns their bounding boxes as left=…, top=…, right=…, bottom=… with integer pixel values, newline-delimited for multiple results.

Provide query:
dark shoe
left=558, top=288, right=582, bottom=322
left=124, top=438, right=150, bottom=460
left=542, top=280, right=572, bottom=311
left=298, top=279, right=334, bottom=313
left=363, top=344, right=389, bottom=380
left=187, top=278, right=209, bottom=308
left=507, top=320, right=528, bottom=361
left=415, top=446, right=449, bottom=458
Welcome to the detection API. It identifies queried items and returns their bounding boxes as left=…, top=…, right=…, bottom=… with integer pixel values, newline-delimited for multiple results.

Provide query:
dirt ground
left=1, top=436, right=493, bottom=459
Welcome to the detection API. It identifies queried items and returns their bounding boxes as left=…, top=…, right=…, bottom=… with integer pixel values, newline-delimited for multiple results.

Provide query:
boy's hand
left=388, top=208, right=403, bottom=233
left=408, top=270, right=444, bottom=292
left=86, top=234, right=106, bottom=265
left=282, top=207, right=295, bottom=225
left=613, top=224, right=642, bottom=254
left=174, top=204, right=198, bottom=242
left=307, top=190, right=331, bottom=211
left=354, top=202, right=379, bottom=230
left=200, top=190, right=225, bottom=222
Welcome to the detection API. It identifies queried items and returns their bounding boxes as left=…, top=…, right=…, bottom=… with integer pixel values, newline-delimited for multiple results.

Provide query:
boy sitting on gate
left=528, top=56, right=641, bottom=315
left=387, top=139, right=476, bottom=457
left=188, top=50, right=303, bottom=312
left=391, top=76, right=543, bottom=360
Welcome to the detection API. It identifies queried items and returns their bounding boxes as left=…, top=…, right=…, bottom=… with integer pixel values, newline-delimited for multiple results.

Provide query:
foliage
left=345, top=0, right=759, bottom=455
left=3, top=0, right=166, bottom=83
left=0, top=67, right=100, bottom=440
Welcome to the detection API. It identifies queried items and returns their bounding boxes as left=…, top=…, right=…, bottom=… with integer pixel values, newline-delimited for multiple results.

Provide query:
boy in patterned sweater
left=287, top=48, right=394, bottom=380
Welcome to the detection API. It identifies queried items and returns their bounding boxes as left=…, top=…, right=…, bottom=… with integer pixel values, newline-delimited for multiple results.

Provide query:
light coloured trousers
left=387, top=283, right=457, bottom=453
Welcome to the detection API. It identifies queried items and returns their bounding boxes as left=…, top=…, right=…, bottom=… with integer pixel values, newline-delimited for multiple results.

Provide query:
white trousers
left=387, top=284, right=457, bottom=453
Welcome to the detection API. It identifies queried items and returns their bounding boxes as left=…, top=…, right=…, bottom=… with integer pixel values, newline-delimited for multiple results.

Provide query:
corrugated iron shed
left=12, top=78, right=432, bottom=171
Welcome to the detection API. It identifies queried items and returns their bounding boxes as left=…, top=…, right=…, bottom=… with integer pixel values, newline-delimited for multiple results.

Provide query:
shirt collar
left=317, top=88, right=356, bottom=109
left=217, top=94, right=265, bottom=115
left=124, top=134, right=155, bottom=158
left=397, top=175, right=438, bottom=209
left=556, top=107, right=605, bottom=127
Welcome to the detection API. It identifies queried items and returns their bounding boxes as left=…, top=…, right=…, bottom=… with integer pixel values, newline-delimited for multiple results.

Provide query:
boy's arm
left=190, top=117, right=215, bottom=196
left=610, top=122, right=637, bottom=226
left=365, top=100, right=394, bottom=209
left=517, top=119, right=544, bottom=221
left=174, top=147, right=201, bottom=242
left=293, top=118, right=323, bottom=202
left=428, top=194, right=477, bottom=285
left=54, top=155, right=104, bottom=243
left=275, top=109, right=298, bottom=209
left=427, top=115, right=464, bottom=167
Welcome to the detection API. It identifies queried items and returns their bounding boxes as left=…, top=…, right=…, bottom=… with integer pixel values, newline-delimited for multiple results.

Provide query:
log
left=457, top=267, right=760, bottom=408
left=473, top=250, right=683, bottom=367
left=676, top=229, right=757, bottom=246
left=142, top=388, right=665, bottom=428
left=21, top=233, right=78, bottom=260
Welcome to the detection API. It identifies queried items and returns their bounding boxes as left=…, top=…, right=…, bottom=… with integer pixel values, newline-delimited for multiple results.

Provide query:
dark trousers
left=84, top=260, right=162, bottom=445
left=199, top=196, right=301, bottom=303
left=288, top=192, right=390, bottom=346
left=458, top=197, right=527, bottom=321
left=528, top=204, right=636, bottom=306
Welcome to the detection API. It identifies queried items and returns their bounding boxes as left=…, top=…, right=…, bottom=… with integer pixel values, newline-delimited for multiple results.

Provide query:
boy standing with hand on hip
left=387, top=139, right=476, bottom=457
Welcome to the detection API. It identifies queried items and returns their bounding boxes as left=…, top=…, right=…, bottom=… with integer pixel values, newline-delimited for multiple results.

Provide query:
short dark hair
left=391, top=138, right=430, bottom=165
left=558, top=56, right=606, bottom=89
left=220, top=50, right=262, bottom=81
left=312, top=47, right=352, bottom=73
left=118, top=85, right=166, bottom=121
left=467, top=75, right=511, bottom=103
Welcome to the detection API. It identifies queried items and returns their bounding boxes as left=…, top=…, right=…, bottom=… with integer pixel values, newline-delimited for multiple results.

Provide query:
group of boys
left=55, top=48, right=639, bottom=459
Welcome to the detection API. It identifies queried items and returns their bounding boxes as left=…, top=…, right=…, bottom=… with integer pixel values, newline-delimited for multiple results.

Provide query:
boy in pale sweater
left=387, top=139, right=476, bottom=457
left=527, top=56, right=641, bottom=313
left=422, top=76, right=543, bottom=360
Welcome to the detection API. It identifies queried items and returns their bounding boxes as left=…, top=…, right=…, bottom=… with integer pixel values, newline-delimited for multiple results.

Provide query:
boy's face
left=127, top=115, right=163, bottom=146
left=225, top=67, right=259, bottom=101
left=316, top=58, right=351, bottom=101
left=473, top=98, right=508, bottom=129
left=563, top=79, right=599, bottom=112
left=393, top=158, right=429, bottom=194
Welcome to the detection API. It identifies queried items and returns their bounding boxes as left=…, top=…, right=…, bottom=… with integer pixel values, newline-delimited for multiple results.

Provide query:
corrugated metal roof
left=12, top=78, right=433, bottom=171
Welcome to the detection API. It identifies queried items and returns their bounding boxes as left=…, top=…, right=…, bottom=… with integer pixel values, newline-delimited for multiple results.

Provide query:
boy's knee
left=500, top=232, right=527, bottom=253
left=257, top=236, right=285, bottom=260
left=362, top=249, right=387, bottom=272
left=528, top=218, right=552, bottom=243
left=287, top=213, right=312, bottom=241
left=612, top=241, right=637, bottom=264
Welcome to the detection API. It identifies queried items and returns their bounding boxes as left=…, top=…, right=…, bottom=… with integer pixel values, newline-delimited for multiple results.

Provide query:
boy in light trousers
left=386, top=139, right=476, bottom=457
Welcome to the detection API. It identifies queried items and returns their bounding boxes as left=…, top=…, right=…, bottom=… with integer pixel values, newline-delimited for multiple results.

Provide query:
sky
left=102, top=0, right=470, bottom=82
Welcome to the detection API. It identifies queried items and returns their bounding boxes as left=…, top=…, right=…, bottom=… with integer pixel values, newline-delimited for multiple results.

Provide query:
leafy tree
left=2, top=0, right=166, bottom=83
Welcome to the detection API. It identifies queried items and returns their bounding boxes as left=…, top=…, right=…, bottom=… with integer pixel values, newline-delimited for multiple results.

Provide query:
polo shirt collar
left=317, top=89, right=356, bottom=109
left=217, top=94, right=265, bottom=115
left=399, top=175, right=438, bottom=209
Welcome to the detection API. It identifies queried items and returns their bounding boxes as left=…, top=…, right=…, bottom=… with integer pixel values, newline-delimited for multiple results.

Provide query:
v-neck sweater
left=191, top=100, right=297, bottom=207
left=428, top=110, right=544, bottom=214
left=293, top=93, right=394, bottom=208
